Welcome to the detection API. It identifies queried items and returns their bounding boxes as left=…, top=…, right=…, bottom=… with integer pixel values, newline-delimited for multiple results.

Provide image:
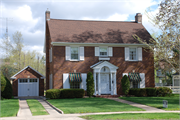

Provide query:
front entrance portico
left=90, top=61, right=118, bottom=95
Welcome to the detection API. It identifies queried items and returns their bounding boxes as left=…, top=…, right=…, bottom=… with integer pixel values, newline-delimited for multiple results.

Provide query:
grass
left=47, top=97, right=144, bottom=114
left=26, top=99, right=48, bottom=116
left=81, top=113, right=180, bottom=120
left=0, top=99, right=19, bottom=117
left=120, top=94, right=180, bottom=111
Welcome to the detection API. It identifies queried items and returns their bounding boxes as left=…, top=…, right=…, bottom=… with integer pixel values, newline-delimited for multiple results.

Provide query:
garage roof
left=11, top=66, right=45, bottom=79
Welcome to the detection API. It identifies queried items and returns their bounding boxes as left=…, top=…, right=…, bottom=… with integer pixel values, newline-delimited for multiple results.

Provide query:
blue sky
left=0, top=0, right=161, bottom=56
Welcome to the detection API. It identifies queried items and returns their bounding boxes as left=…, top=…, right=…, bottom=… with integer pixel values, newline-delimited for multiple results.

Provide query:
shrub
left=1, top=73, right=6, bottom=92
left=121, top=75, right=130, bottom=95
left=146, top=87, right=157, bottom=96
left=156, top=87, right=172, bottom=97
left=46, top=89, right=61, bottom=99
left=139, top=88, right=146, bottom=97
left=1, top=77, right=12, bottom=99
left=60, top=89, right=84, bottom=98
left=129, top=88, right=146, bottom=97
left=86, top=72, right=94, bottom=98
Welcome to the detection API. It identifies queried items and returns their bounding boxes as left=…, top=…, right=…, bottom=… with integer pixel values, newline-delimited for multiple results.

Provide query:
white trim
left=52, top=42, right=153, bottom=47
left=99, top=58, right=110, bottom=61
left=11, top=66, right=45, bottom=79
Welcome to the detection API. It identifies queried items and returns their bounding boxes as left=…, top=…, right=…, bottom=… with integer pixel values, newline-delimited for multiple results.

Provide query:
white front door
left=101, top=74, right=109, bottom=94
left=18, top=79, right=39, bottom=96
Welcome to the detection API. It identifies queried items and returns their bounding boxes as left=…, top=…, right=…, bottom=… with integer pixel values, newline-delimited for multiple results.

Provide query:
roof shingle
left=47, top=19, right=152, bottom=44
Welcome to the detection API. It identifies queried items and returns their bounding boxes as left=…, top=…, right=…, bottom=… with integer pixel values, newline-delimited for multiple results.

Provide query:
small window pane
left=100, top=48, right=107, bottom=56
left=129, top=48, right=136, bottom=60
left=71, top=47, right=78, bottom=59
left=133, top=81, right=139, bottom=88
left=70, top=82, right=80, bottom=89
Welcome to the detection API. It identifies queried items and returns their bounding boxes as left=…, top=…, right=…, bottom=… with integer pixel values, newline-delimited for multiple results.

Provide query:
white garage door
left=18, top=78, right=39, bottom=96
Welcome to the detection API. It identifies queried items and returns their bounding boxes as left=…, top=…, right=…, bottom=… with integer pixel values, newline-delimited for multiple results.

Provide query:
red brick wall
left=12, top=68, right=44, bottom=96
left=50, top=46, right=154, bottom=95
left=45, top=22, right=51, bottom=90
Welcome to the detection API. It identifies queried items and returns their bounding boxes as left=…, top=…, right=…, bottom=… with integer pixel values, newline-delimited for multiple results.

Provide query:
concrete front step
left=94, top=95, right=119, bottom=98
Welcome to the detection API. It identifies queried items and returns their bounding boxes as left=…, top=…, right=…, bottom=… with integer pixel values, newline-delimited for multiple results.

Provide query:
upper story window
left=129, top=48, right=137, bottom=60
left=100, top=47, right=108, bottom=56
left=66, top=46, right=84, bottom=61
left=71, top=47, right=78, bottom=60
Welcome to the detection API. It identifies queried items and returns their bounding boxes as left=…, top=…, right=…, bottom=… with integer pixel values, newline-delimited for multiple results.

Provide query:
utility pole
left=0, top=17, right=13, bottom=58
left=0, top=17, right=13, bottom=39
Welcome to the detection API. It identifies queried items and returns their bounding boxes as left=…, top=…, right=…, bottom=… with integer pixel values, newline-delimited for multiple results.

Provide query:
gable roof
left=11, top=66, right=45, bottom=79
left=47, top=19, right=152, bottom=44
left=90, top=61, right=118, bottom=69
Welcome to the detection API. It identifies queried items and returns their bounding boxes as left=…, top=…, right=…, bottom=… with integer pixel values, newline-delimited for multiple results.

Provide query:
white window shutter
left=95, top=47, right=99, bottom=56
left=125, top=47, right=129, bottom=61
left=122, top=73, right=128, bottom=77
left=65, top=46, right=70, bottom=60
left=108, top=47, right=113, bottom=57
left=140, top=73, right=145, bottom=88
left=79, top=47, right=84, bottom=61
left=81, top=73, right=87, bottom=90
left=49, top=48, right=52, bottom=62
left=138, top=47, right=142, bottom=61
left=63, top=73, right=70, bottom=88
left=49, top=74, right=53, bottom=89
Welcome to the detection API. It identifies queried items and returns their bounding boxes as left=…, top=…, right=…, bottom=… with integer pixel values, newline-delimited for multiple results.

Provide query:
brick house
left=44, top=9, right=154, bottom=95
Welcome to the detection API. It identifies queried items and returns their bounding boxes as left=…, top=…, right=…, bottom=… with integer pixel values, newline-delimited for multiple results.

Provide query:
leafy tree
left=134, top=0, right=180, bottom=73
left=86, top=72, right=94, bottom=98
left=121, top=75, right=130, bottom=96
left=0, top=31, right=46, bottom=79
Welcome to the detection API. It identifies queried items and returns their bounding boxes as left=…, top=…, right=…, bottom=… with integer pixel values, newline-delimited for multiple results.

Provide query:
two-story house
left=44, top=9, right=154, bottom=96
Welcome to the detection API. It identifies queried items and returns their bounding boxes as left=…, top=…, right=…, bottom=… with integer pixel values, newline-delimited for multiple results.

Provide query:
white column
left=114, top=73, right=117, bottom=95
left=93, top=72, right=96, bottom=95
left=111, top=73, right=113, bottom=95
left=98, top=72, right=101, bottom=95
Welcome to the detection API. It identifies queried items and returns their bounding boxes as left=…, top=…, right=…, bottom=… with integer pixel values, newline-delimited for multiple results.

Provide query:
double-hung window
left=129, top=48, right=137, bottom=60
left=71, top=47, right=78, bottom=60
left=100, top=47, right=108, bottom=56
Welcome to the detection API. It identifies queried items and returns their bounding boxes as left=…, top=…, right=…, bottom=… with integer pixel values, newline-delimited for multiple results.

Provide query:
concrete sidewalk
left=18, top=98, right=32, bottom=117
left=108, top=98, right=165, bottom=111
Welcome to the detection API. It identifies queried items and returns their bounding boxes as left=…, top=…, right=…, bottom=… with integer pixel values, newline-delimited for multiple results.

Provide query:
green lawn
left=120, top=94, right=180, bottom=111
left=0, top=99, right=19, bottom=117
left=47, top=98, right=144, bottom=114
left=81, top=113, right=180, bottom=120
left=26, top=99, right=48, bottom=116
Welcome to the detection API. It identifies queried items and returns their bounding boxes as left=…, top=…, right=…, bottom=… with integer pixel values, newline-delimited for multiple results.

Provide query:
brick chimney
left=45, top=8, right=50, bottom=21
left=135, top=13, right=142, bottom=23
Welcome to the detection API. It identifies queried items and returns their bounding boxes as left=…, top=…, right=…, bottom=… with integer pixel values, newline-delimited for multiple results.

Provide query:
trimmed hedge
left=129, top=87, right=172, bottom=97
left=46, top=89, right=85, bottom=99
left=146, top=87, right=157, bottom=96
left=46, top=89, right=61, bottom=99
left=60, top=89, right=84, bottom=98
left=156, top=87, right=172, bottom=97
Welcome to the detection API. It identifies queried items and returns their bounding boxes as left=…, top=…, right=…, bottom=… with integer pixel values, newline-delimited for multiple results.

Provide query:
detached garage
left=11, top=66, right=45, bottom=97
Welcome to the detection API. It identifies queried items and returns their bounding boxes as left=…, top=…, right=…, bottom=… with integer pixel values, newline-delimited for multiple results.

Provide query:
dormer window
left=71, top=47, right=78, bottom=60
left=100, top=47, right=108, bottom=56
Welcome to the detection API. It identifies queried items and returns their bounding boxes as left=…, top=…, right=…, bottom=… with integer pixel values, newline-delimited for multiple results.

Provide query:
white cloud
left=106, top=13, right=129, bottom=21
